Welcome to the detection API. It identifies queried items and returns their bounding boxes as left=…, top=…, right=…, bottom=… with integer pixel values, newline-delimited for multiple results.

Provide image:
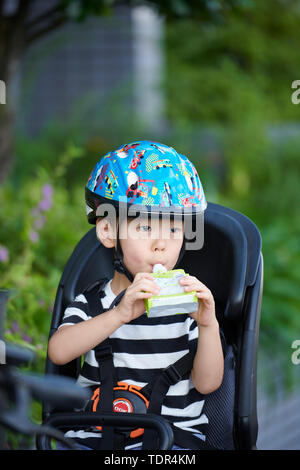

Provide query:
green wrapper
left=144, top=269, right=198, bottom=318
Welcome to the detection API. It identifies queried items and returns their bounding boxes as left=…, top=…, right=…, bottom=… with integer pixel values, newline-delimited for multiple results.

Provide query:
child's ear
left=96, top=218, right=116, bottom=249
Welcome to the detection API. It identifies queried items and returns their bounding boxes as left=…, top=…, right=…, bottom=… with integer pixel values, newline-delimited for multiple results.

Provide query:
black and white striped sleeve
left=58, top=293, right=90, bottom=328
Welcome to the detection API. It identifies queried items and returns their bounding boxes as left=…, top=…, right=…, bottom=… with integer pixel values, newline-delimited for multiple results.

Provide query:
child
left=48, top=141, right=224, bottom=450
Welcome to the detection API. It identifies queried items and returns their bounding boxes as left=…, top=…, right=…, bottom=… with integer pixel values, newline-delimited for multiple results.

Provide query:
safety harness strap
left=84, top=279, right=116, bottom=449
left=140, top=351, right=194, bottom=402
left=141, top=351, right=194, bottom=449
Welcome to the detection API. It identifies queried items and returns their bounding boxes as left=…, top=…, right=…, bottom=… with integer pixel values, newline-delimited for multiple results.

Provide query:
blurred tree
left=0, top=0, right=246, bottom=182
left=165, top=0, right=300, bottom=194
left=165, top=0, right=300, bottom=125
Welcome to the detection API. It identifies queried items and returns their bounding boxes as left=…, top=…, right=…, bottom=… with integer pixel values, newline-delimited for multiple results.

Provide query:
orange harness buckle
left=90, top=381, right=149, bottom=439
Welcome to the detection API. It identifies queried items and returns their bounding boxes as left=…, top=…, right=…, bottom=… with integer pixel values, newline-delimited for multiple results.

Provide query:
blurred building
left=17, top=1, right=165, bottom=136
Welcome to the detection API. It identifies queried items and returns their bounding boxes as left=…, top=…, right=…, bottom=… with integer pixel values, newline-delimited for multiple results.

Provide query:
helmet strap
left=113, top=224, right=134, bottom=283
left=173, top=235, right=186, bottom=269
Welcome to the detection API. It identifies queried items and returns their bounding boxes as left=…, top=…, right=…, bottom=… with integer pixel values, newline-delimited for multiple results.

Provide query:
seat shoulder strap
left=83, top=278, right=109, bottom=317
left=141, top=350, right=194, bottom=400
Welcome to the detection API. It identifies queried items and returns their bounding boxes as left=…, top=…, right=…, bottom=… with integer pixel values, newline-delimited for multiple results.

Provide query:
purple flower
left=29, top=230, right=39, bottom=243
left=11, top=321, right=20, bottom=333
left=38, top=198, right=52, bottom=211
left=0, top=245, right=8, bottom=262
left=38, top=184, right=53, bottom=212
left=42, top=184, right=53, bottom=198
left=34, top=216, right=46, bottom=230
left=22, top=333, right=33, bottom=344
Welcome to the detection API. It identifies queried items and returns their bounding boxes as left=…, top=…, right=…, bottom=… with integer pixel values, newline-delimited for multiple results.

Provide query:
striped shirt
left=59, top=279, right=209, bottom=449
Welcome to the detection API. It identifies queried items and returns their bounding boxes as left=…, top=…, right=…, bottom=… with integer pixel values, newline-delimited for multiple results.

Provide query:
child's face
left=119, top=216, right=184, bottom=275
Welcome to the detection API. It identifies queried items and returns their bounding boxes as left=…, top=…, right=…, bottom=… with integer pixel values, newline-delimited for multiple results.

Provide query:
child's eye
left=138, top=225, right=151, bottom=232
left=171, top=227, right=182, bottom=233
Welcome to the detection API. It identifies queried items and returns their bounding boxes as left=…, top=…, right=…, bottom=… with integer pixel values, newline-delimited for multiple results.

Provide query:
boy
left=48, top=141, right=224, bottom=450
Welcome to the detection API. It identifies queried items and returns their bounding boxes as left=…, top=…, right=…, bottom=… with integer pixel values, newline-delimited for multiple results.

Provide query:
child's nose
left=152, top=237, right=166, bottom=251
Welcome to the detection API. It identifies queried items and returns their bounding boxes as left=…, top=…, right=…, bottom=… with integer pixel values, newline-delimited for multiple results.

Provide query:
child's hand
left=179, top=276, right=217, bottom=327
left=115, top=272, right=160, bottom=324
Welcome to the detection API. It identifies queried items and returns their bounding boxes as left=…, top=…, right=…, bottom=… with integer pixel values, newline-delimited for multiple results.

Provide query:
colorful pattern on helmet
left=85, top=141, right=207, bottom=220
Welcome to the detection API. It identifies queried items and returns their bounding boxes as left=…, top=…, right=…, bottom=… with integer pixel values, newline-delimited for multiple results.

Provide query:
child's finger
left=133, top=274, right=158, bottom=287
left=180, top=276, right=206, bottom=287
left=196, top=292, right=212, bottom=300
left=135, top=272, right=156, bottom=282
left=180, top=278, right=211, bottom=294
left=135, top=291, right=154, bottom=299
left=133, top=279, right=160, bottom=294
left=182, top=282, right=206, bottom=292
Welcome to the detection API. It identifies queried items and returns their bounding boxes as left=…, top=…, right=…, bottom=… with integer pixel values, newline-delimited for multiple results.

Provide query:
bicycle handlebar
left=7, top=368, right=90, bottom=408
left=5, top=342, right=36, bottom=366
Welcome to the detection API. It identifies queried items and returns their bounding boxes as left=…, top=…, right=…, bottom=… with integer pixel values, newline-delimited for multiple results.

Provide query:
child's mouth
left=151, top=263, right=167, bottom=273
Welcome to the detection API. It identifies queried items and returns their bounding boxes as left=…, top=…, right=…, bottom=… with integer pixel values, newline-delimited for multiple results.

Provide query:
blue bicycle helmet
left=85, top=140, right=207, bottom=280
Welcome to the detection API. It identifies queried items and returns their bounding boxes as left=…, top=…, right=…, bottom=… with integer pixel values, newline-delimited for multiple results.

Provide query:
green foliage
left=165, top=0, right=300, bottom=124
left=0, top=143, right=88, bottom=367
left=61, top=0, right=247, bottom=22
left=0, top=140, right=92, bottom=447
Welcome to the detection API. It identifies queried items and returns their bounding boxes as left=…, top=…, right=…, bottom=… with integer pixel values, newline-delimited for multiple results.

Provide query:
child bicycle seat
left=36, top=201, right=263, bottom=450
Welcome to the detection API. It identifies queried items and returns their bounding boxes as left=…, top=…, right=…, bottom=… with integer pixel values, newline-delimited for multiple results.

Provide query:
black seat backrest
left=44, top=202, right=262, bottom=449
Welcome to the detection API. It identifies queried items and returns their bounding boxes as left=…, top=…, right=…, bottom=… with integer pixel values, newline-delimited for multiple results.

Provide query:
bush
left=1, top=148, right=88, bottom=359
